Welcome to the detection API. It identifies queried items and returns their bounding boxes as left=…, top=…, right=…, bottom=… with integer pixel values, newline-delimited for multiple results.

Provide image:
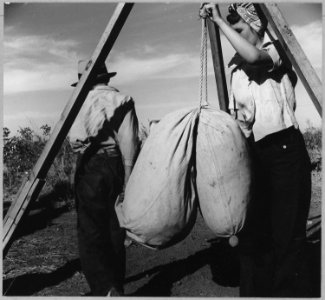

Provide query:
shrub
left=3, top=125, right=75, bottom=209
left=45, top=138, right=76, bottom=208
left=302, top=124, right=322, bottom=171
left=3, top=127, right=47, bottom=193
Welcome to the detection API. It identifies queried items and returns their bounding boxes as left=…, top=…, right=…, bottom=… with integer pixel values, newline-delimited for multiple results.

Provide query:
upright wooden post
left=207, top=15, right=229, bottom=113
left=258, top=3, right=322, bottom=116
left=1, top=4, right=4, bottom=206
left=3, top=3, right=134, bottom=254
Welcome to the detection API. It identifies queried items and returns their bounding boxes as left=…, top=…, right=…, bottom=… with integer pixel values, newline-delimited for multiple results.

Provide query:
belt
left=96, top=148, right=120, bottom=157
left=76, top=144, right=120, bottom=158
left=256, top=126, right=298, bottom=148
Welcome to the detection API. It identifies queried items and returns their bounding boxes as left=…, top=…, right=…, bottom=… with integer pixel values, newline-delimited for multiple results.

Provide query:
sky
left=3, top=2, right=323, bottom=136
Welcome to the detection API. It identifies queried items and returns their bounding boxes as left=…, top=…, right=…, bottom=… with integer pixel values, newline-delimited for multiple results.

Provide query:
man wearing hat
left=69, top=60, right=140, bottom=296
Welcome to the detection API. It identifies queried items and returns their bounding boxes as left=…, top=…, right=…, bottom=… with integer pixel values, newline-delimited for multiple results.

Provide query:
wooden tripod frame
left=3, top=3, right=322, bottom=255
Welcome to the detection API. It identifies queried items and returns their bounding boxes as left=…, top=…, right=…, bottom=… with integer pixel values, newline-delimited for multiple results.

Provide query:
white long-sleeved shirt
left=69, top=84, right=139, bottom=167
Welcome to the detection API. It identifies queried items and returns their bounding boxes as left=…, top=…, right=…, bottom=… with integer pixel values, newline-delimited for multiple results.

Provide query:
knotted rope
left=199, top=17, right=209, bottom=109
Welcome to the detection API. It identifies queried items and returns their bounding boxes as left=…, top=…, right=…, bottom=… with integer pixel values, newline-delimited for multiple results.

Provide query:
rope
left=199, top=17, right=209, bottom=109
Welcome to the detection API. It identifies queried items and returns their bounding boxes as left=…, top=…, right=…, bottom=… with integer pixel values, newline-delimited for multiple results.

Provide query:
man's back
left=69, top=84, right=139, bottom=164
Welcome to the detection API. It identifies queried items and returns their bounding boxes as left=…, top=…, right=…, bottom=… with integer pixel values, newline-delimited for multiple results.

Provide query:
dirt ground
left=3, top=171, right=321, bottom=297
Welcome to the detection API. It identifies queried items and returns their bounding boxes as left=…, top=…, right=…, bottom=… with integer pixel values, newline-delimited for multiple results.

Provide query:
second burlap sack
left=196, top=106, right=252, bottom=237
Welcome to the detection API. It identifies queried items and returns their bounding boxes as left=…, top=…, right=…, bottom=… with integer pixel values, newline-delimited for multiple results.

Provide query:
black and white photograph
left=2, top=1, right=322, bottom=297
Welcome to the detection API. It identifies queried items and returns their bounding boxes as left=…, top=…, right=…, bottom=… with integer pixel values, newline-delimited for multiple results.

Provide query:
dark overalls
left=239, top=126, right=311, bottom=297
left=75, top=144, right=125, bottom=295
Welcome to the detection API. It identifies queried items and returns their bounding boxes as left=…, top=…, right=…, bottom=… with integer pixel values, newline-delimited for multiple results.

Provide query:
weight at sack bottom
left=115, top=106, right=252, bottom=249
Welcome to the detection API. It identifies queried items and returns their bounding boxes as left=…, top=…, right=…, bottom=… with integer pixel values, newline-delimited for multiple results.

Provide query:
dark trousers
left=239, top=127, right=311, bottom=297
left=75, top=151, right=125, bottom=296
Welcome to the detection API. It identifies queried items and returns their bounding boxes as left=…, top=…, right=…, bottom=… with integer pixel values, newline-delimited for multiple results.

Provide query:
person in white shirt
left=69, top=60, right=139, bottom=296
left=200, top=3, right=311, bottom=297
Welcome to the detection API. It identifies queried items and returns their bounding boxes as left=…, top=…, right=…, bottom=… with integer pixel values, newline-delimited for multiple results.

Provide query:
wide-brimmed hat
left=71, top=59, right=117, bottom=87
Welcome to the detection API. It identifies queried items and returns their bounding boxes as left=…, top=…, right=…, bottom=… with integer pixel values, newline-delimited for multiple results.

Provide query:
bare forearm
left=200, top=3, right=271, bottom=66
left=214, top=17, right=263, bottom=64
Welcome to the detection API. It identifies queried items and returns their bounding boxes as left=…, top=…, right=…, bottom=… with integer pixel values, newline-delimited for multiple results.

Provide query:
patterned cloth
left=228, top=40, right=298, bottom=141
left=229, top=3, right=267, bottom=35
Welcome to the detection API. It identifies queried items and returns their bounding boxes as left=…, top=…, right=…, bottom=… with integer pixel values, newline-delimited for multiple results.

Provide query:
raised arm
left=201, top=3, right=273, bottom=67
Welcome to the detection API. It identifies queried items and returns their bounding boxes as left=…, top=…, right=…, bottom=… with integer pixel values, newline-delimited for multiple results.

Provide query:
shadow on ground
left=2, top=228, right=320, bottom=297
left=126, top=239, right=239, bottom=296
left=2, top=259, right=81, bottom=296
left=126, top=229, right=321, bottom=297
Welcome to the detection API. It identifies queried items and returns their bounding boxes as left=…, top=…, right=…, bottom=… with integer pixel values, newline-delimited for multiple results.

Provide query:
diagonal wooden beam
left=258, top=3, right=322, bottom=116
left=3, top=2, right=134, bottom=254
left=207, top=16, right=229, bottom=113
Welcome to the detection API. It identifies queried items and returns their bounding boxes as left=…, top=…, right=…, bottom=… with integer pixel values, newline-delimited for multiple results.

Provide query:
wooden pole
left=207, top=16, right=229, bottom=113
left=3, top=2, right=134, bottom=254
left=258, top=3, right=322, bottom=116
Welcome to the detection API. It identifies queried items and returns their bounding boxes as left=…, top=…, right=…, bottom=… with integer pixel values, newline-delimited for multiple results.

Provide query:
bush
left=302, top=125, right=322, bottom=171
left=3, top=125, right=75, bottom=209
left=4, top=127, right=46, bottom=194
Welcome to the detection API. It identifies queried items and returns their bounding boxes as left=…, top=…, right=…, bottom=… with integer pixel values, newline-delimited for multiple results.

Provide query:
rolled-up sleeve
left=116, top=101, right=140, bottom=167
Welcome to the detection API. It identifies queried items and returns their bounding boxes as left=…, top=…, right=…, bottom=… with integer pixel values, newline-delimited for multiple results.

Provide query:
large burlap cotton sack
left=196, top=106, right=252, bottom=237
left=115, top=107, right=199, bottom=249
